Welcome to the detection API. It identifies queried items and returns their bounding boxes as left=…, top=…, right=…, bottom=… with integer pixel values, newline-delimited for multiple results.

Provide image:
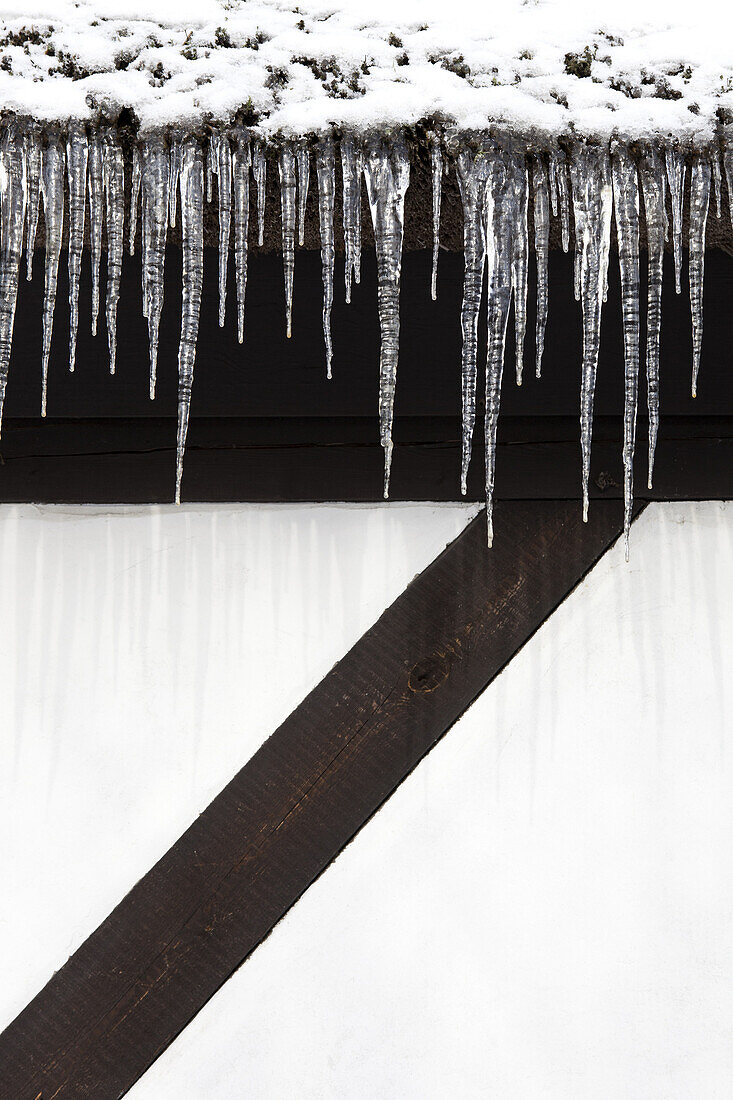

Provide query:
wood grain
left=0, top=500, right=637, bottom=1099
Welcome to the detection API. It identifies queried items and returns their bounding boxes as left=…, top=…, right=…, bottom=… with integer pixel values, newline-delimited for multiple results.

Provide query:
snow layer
left=0, top=0, right=732, bottom=143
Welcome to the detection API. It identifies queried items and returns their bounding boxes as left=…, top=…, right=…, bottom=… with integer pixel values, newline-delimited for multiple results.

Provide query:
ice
left=175, top=138, right=205, bottom=505
left=297, top=142, right=310, bottom=248
left=511, top=151, right=529, bottom=386
left=431, top=138, right=443, bottom=301
left=66, top=123, right=87, bottom=374
left=102, top=130, right=125, bottom=375
left=316, top=137, right=335, bottom=380
left=689, top=154, right=711, bottom=399
left=232, top=130, right=251, bottom=345
left=638, top=147, right=666, bottom=490
left=129, top=143, right=141, bottom=256
left=278, top=143, right=297, bottom=338
left=341, top=135, right=362, bottom=303
left=363, top=133, right=410, bottom=497
left=0, top=125, right=26, bottom=437
left=169, top=131, right=182, bottom=229
left=24, top=126, right=41, bottom=283
left=88, top=131, right=104, bottom=338
left=214, top=132, right=232, bottom=329
left=665, top=147, right=686, bottom=295
left=40, top=131, right=64, bottom=417
left=611, top=145, right=641, bottom=559
left=532, top=154, right=550, bottom=378
left=140, top=135, right=170, bottom=399
left=550, top=150, right=571, bottom=253
left=253, top=139, right=267, bottom=248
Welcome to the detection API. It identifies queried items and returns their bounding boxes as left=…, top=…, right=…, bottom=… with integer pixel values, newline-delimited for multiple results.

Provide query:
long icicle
left=532, top=154, right=550, bottom=378
left=128, top=143, right=141, bottom=255
left=0, top=124, right=27, bottom=436
left=233, top=129, right=250, bottom=344
left=316, top=136, right=335, bottom=379
left=484, top=149, right=527, bottom=545
left=88, top=130, right=104, bottom=337
left=689, top=154, right=711, bottom=398
left=102, top=128, right=125, bottom=375
left=455, top=145, right=489, bottom=493
left=66, top=122, right=87, bottom=373
left=253, top=139, right=266, bottom=246
left=40, top=131, right=65, bottom=416
left=430, top=136, right=443, bottom=300
left=363, top=132, right=410, bottom=497
left=24, top=125, right=41, bottom=282
left=279, top=143, right=297, bottom=337
left=341, top=134, right=362, bottom=302
left=511, top=151, right=529, bottom=385
left=140, top=134, right=169, bottom=399
left=665, top=147, right=686, bottom=295
left=550, top=149, right=571, bottom=252
left=175, top=137, right=204, bottom=504
left=296, top=141, right=310, bottom=247
left=215, top=132, right=232, bottom=328
left=611, top=145, right=641, bottom=559
left=638, top=147, right=666, bottom=489
left=169, top=130, right=182, bottom=228
left=569, top=144, right=613, bottom=522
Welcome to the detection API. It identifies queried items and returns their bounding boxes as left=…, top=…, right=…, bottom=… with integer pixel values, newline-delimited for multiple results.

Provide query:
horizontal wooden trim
left=0, top=416, right=730, bottom=503
left=0, top=500, right=636, bottom=1099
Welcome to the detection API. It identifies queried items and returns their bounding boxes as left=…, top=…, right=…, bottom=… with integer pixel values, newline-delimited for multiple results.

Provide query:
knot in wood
left=408, top=654, right=449, bottom=694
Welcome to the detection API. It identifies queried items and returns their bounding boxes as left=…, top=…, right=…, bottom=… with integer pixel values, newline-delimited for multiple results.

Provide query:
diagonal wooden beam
left=0, top=500, right=640, bottom=1099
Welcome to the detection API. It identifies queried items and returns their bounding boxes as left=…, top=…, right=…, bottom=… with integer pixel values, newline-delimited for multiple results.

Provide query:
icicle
left=296, top=142, right=310, bottom=247
left=66, top=123, right=87, bottom=373
left=569, top=144, right=613, bottom=522
left=550, top=150, right=571, bottom=252
left=175, top=137, right=204, bottom=504
left=723, top=142, right=733, bottom=229
left=665, top=147, right=686, bottom=295
left=102, top=129, right=124, bottom=375
left=232, top=130, right=250, bottom=344
left=689, top=154, right=711, bottom=398
left=455, top=145, right=489, bottom=494
left=712, top=149, right=722, bottom=218
left=638, top=148, right=666, bottom=490
left=129, top=143, right=141, bottom=255
left=169, top=130, right=182, bottom=228
left=511, top=152, right=529, bottom=385
left=253, top=139, right=267, bottom=246
left=531, top=155, right=550, bottom=378
left=316, top=136, right=335, bottom=379
left=214, top=132, right=232, bottom=328
left=206, top=138, right=214, bottom=203
left=40, top=132, right=64, bottom=416
left=0, top=125, right=27, bottom=437
left=430, top=138, right=443, bottom=300
left=484, top=149, right=528, bottom=545
left=140, top=135, right=169, bottom=399
left=362, top=133, right=410, bottom=497
left=88, top=131, right=104, bottom=337
left=24, top=125, right=41, bottom=281
left=279, top=143, right=297, bottom=338
left=341, top=134, right=362, bottom=303
left=611, top=146, right=641, bottom=559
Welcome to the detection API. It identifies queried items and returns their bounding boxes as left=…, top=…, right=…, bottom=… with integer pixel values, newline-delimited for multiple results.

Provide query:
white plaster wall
left=0, top=501, right=477, bottom=1031
left=128, top=501, right=733, bottom=1100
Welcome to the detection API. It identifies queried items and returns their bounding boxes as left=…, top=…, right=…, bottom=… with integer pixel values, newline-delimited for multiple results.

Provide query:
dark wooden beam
left=0, top=500, right=638, bottom=1099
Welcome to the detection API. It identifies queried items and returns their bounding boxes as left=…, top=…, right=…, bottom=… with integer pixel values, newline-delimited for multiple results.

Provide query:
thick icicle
left=232, top=130, right=250, bottom=344
left=88, top=131, right=104, bottom=337
left=532, top=155, right=550, bottom=378
left=484, top=150, right=528, bottom=545
left=611, top=146, right=641, bottom=559
left=296, top=142, right=310, bottom=247
left=24, top=126, right=41, bottom=281
left=214, top=132, right=232, bottom=328
left=341, top=134, right=362, bottom=302
left=140, top=135, right=169, bottom=399
left=569, top=145, right=613, bottom=522
left=455, top=145, right=489, bottom=494
left=665, top=148, right=686, bottom=295
left=638, top=148, right=667, bottom=489
left=40, top=132, right=64, bottom=416
left=129, top=143, right=141, bottom=255
left=278, top=143, right=297, bottom=338
left=511, top=153, right=529, bottom=385
left=169, top=130, right=182, bottom=228
left=316, top=137, right=335, bottom=379
left=253, top=139, right=267, bottom=246
left=0, top=125, right=27, bottom=436
left=175, top=138, right=204, bottom=504
left=689, top=155, right=711, bottom=398
left=102, top=129, right=125, bottom=375
left=66, top=123, right=87, bottom=373
left=362, top=133, right=410, bottom=497
left=430, top=138, right=443, bottom=300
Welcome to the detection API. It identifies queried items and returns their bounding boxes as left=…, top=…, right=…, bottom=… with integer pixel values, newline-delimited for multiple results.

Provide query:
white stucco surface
left=0, top=500, right=477, bottom=1031
left=128, top=501, right=733, bottom=1100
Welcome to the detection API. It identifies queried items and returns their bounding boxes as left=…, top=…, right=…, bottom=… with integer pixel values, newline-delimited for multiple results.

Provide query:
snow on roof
left=0, top=0, right=731, bottom=144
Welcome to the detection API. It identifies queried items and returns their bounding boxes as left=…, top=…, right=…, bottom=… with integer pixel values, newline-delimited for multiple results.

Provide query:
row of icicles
left=0, top=124, right=722, bottom=551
